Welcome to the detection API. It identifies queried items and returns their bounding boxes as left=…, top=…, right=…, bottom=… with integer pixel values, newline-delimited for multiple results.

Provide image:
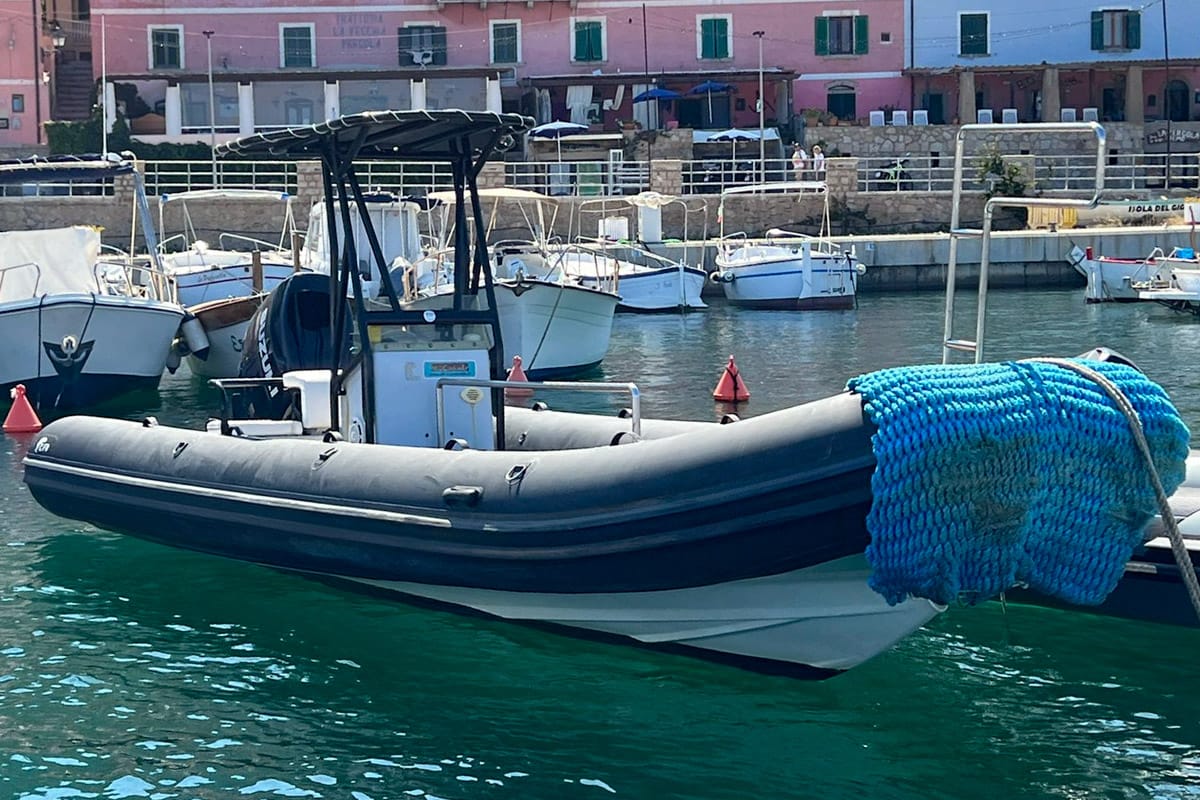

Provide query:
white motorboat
left=411, top=188, right=620, bottom=378
left=1067, top=244, right=1172, bottom=302
left=562, top=194, right=709, bottom=312
left=712, top=182, right=864, bottom=310
left=157, top=189, right=301, bottom=378
left=0, top=155, right=184, bottom=410
left=158, top=189, right=299, bottom=307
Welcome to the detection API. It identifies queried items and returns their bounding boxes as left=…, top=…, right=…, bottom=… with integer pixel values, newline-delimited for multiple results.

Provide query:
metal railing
left=9, top=152, right=1195, bottom=201
left=503, top=160, right=649, bottom=197
left=855, top=152, right=1200, bottom=193
left=139, top=160, right=301, bottom=195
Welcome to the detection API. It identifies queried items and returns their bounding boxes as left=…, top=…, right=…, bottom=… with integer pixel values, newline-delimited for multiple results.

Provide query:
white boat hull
left=184, top=295, right=265, bottom=379
left=351, top=555, right=941, bottom=674
left=0, top=294, right=183, bottom=408
left=167, top=252, right=295, bottom=307
left=715, top=244, right=859, bottom=309
left=411, top=281, right=618, bottom=379
left=577, top=265, right=708, bottom=311
left=1076, top=256, right=1166, bottom=302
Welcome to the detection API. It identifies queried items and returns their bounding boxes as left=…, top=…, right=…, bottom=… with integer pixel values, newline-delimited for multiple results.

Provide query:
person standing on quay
left=811, top=145, right=826, bottom=180
left=791, top=143, right=808, bottom=181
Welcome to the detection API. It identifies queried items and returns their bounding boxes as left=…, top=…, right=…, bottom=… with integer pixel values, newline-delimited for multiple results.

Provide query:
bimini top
left=215, top=109, right=534, bottom=162
left=0, top=153, right=136, bottom=185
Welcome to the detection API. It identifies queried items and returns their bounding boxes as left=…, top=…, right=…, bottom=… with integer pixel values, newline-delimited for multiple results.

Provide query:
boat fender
left=164, top=346, right=182, bottom=375
left=179, top=314, right=211, bottom=361
left=444, top=438, right=469, bottom=450
left=719, top=413, right=740, bottom=424
left=531, top=401, right=550, bottom=412
left=142, top=416, right=158, bottom=428
left=610, top=431, right=641, bottom=446
left=442, top=485, right=483, bottom=508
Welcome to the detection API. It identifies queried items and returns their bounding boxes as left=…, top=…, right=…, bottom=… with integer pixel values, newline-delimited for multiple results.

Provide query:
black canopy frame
left=215, top=110, right=535, bottom=444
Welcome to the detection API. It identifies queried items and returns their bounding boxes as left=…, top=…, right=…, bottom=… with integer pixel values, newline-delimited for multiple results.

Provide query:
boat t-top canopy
left=718, top=181, right=828, bottom=198
left=0, top=153, right=137, bottom=185
left=160, top=188, right=291, bottom=204
left=214, top=110, right=535, bottom=446
left=214, top=109, right=532, bottom=162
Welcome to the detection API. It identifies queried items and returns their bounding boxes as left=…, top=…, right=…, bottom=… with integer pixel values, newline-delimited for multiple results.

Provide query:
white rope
left=1029, top=358, right=1200, bottom=624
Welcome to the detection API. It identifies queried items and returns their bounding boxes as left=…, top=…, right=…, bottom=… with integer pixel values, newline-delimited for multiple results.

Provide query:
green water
left=2, top=290, right=1198, bottom=799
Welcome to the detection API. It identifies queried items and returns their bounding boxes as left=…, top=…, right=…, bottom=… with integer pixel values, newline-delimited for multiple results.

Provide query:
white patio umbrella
left=528, top=120, right=590, bottom=162
left=709, top=128, right=762, bottom=161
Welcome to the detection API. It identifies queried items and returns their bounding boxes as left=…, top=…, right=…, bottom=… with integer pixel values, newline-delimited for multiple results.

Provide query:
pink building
left=0, top=0, right=54, bottom=148
left=85, top=0, right=908, bottom=144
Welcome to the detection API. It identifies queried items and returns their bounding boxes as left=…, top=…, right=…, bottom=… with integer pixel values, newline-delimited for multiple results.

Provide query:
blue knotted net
left=847, top=360, right=1190, bottom=607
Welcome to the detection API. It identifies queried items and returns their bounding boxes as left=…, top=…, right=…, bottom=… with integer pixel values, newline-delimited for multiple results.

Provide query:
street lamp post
left=203, top=30, right=217, bottom=187
left=753, top=30, right=765, bottom=182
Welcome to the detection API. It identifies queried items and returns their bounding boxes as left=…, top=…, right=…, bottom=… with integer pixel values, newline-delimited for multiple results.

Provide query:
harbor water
left=2, top=288, right=1199, bottom=800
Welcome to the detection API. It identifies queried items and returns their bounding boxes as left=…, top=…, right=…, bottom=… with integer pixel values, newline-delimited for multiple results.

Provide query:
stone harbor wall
left=802, top=121, right=1145, bottom=159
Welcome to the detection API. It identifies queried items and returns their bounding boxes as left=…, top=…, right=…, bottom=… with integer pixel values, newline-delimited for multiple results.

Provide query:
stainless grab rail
left=943, top=122, right=1107, bottom=364
left=435, top=378, right=642, bottom=445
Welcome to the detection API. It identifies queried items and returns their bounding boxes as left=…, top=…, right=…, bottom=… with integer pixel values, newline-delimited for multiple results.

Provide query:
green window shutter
left=701, top=18, right=714, bottom=58
left=397, top=27, right=413, bottom=65
left=433, top=27, right=447, bottom=65
left=1090, top=11, right=1103, bottom=50
left=576, top=22, right=601, bottom=60
left=716, top=19, right=729, bottom=58
left=815, top=16, right=829, bottom=56
left=590, top=22, right=603, bottom=60
left=854, top=15, right=869, bottom=54
left=1126, top=11, right=1141, bottom=49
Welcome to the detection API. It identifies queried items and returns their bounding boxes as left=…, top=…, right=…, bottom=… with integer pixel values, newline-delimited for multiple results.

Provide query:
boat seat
left=282, top=369, right=333, bottom=432
left=205, top=418, right=305, bottom=438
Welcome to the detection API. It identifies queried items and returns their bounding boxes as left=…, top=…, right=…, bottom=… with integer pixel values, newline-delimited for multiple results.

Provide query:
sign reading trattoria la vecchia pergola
left=1144, top=121, right=1200, bottom=153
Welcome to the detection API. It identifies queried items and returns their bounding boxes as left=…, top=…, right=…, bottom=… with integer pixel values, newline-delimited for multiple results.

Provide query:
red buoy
left=4, top=384, right=43, bottom=433
left=713, top=355, right=750, bottom=403
left=505, top=355, right=534, bottom=401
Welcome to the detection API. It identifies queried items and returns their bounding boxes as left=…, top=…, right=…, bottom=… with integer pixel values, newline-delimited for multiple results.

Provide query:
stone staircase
left=53, top=59, right=96, bottom=122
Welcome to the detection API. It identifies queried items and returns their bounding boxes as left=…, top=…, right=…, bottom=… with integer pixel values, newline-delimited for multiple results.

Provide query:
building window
left=285, top=98, right=314, bottom=126
left=279, top=24, right=315, bottom=68
left=11, top=94, right=24, bottom=113
left=398, top=25, right=447, bottom=66
left=491, top=20, right=520, bottom=64
left=958, top=12, right=989, bottom=56
left=1091, top=10, right=1140, bottom=50
left=697, top=16, right=730, bottom=60
left=571, top=18, right=605, bottom=62
left=148, top=25, right=183, bottom=70
left=815, top=15, right=868, bottom=56
left=827, top=85, right=856, bottom=121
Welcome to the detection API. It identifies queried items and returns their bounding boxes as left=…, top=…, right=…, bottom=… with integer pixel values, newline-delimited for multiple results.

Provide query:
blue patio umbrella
left=688, top=80, right=734, bottom=126
left=632, top=87, right=683, bottom=103
left=528, top=119, right=589, bottom=162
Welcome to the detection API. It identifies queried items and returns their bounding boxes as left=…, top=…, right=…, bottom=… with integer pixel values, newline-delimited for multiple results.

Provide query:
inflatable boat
left=21, top=112, right=1198, bottom=676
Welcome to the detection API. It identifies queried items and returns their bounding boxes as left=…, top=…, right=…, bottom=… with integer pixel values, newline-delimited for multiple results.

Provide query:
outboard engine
left=238, top=272, right=351, bottom=418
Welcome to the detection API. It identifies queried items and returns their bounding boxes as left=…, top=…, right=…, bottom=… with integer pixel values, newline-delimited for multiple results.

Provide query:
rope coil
left=848, top=360, right=1193, bottom=612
